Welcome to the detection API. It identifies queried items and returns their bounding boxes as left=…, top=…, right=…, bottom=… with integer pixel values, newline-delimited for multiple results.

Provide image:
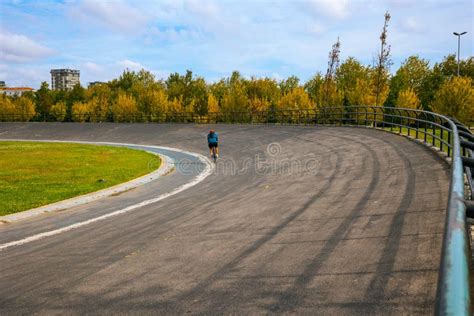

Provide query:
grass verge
left=382, top=126, right=452, bottom=154
left=0, top=141, right=160, bottom=215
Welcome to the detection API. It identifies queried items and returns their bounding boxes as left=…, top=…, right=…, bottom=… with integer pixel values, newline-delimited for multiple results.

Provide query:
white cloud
left=69, top=0, right=149, bottom=33
left=398, top=17, right=424, bottom=33
left=185, top=0, right=219, bottom=18
left=305, top=22, right=326, bottom=35
left=0, top=30, right=54, bottom=63
left=304, top=0, right=350, bottom=19
left=83, top=62, right=103, bottom=73
left=0, top=64, right=50, bottom=88
left=118, top=59, right=145, bottom=70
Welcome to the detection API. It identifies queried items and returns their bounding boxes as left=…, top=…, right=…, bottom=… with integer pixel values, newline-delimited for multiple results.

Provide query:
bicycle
left=211, top=146, right=218, bottom=163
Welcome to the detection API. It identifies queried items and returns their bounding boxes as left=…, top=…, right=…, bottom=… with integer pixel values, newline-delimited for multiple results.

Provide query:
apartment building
left=50, top=69, right=80, bottom=90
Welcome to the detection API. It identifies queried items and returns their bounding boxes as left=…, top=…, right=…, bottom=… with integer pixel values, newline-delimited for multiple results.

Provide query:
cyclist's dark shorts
left=208, top=142, right=218, bottom=149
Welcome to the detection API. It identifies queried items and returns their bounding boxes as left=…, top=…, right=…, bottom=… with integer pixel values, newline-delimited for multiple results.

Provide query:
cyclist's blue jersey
left=208, top=132, right=218, bottom=144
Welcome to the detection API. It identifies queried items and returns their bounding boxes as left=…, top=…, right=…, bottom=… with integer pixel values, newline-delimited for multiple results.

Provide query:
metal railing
left=0, top=105, right=472, bottom=314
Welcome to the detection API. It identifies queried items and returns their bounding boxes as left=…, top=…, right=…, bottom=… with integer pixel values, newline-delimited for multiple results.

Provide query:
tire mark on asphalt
left=164, top=139, right=345, bottom=311
left=267, top=134, right=381, bottom=312
left=196, top=134, right=371, bottom=313
left=362, top=135, right=416, bottom=302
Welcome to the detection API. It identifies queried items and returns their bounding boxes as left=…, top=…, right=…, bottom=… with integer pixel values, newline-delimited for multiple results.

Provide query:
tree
left=166, top=97, right=186, bottom=122
left=71, top=101, right=90, bottom=122
left=304, top=73, right=324, bottom=106
left=374, top=11, right=392, bottom=106
left=278, top=87, right=312, bottom=110
left=396, top=88, right=421, bottom=125
left=191, top=77, right=209, bottom=115
left=209, top=79, right=227, bottom=107
left=35, top=81, right=53, bottom=119
left=279, top=76, right=300, bottom=95
left=248, top=97, right=271, bottom=112
left=207, top=93, right=220, bottom=113
left=166, top=70, right=192, bottom=109
left=246, top=77, right=280, bottom=108
left=50, top=102, right=67, bottom=121
left=112, top=92, right=139, bottom=122
left=385, top=56, right=430, bottom=108
left=431, top=76, right=473, bottom=124
left=67, top=84, right=86, bottom=106
left=396, top=88, right=421, bottom=110
left=221, top=81, right=249, bottom=113
left=14, top=96, right=36, bottom=121
left=336, top=57, right=371, bottom=106
left=422, top=55, right=474, bottom=109
left=324, top=37, right=341, bottom=106
left=0, top=95, right=15, bottom=121
left=143, top=89, right=169, bottom=121
left=86, top=84, right=111, bottom=122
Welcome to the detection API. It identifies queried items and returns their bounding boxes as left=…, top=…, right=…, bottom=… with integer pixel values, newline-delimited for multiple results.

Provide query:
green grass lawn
left=0, top=142, right=160, bottom=216
left=382, top=126, right=452, bottom=154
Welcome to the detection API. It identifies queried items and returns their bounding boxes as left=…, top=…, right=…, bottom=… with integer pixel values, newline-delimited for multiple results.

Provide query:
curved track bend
left=0, top=123, right=450, bottom=315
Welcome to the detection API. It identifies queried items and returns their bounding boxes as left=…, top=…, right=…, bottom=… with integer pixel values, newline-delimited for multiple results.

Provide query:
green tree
left=336, top=57, right=370, bottom=106
left=35, top=81, right=53, bottom=119
left=304, top=73, right=324, bottom=106
left=385, top=56, right=430, bottom=108
left=246, top=77, right=280, bottom=109
left=279, top=76, right=300, bottom=95
left=191, top=78, right=209, bottom=115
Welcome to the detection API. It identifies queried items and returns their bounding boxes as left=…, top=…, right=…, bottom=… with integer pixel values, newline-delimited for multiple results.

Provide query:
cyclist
left=207, top=129, right=219, bottom=158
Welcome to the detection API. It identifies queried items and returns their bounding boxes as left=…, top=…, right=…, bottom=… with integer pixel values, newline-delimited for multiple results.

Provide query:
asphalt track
left=0, top=123, right=450, bottom=315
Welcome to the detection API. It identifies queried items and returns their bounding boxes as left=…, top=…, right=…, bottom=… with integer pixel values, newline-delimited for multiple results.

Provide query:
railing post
left=424, top=113, right=428, bottom=143
left=398, top=109, right=402, bottom=133
left=448, top=130, right=451, bottom=157
left=365, top=107, right=368, bottom=126
left=416, top=114, right=419, bottom=139
left=440, top=127, right=444, bottom=153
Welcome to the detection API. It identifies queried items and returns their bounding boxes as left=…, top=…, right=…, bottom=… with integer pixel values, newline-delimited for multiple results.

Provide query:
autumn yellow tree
left=432, top=76, right=474, bottom=124
left=208, top=93, right=219, bottom=113
left=50, top=101, right=67, bottom=121
left=112, top=92, right=139, bottom=122
left=396, top=88, right=421, bottom=125
left=86, top=84, right=111, bottom=122
left=277, top=87, right=313, bottom=123
left=146, top=89, right=169, bottom=122
left=13, top=96, right=36, bottom=121
left=221, top=82, right=249, bottom=120
left=0, top=96, right=16, bottom=121
left=278, top=87, right=312, bottom=110
left=71, top=101, right=90, bottom=122
left=86, top=97, right=109, bottom=122
left=396, top=88, right=421, bottom=110
left=206, top=93, right=220, bottom=123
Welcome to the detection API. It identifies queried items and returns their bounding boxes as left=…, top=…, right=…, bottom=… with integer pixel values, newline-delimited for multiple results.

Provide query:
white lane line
left=0, top=140, right=213, bottom=252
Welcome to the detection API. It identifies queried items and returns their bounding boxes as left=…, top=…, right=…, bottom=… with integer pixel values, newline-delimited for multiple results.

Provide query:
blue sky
left=0, top=0, right=472, bottom=89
